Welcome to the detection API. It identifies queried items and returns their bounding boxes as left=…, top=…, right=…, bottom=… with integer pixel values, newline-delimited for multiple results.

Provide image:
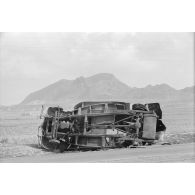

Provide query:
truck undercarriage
left=38, top=101, right=166, bottom=152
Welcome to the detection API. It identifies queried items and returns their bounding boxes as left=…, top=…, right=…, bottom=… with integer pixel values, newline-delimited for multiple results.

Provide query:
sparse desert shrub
left=0, top=138, right=8, bottom=144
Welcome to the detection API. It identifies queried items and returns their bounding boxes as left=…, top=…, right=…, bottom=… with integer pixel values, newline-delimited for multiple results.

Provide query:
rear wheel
left=59, top=142, right=69, bottom=152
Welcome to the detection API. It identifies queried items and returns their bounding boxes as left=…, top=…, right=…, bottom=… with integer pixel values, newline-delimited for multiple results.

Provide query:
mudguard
left=145, top=103, right=162, bottom=119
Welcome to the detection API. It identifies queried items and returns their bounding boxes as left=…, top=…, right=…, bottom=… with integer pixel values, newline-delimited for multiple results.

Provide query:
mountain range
left=21, top=73, right=194, bottom=109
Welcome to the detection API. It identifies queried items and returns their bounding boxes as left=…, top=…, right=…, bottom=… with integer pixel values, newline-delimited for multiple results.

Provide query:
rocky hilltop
left=21, top=73, right=194, bottom=108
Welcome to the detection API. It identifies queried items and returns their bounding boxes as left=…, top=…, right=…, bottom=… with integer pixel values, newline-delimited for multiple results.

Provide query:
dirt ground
left=1, top=143, right=194, bottom=163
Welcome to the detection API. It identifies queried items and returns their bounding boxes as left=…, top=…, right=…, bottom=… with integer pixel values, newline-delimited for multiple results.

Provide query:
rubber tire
left=59, top=142, right=68, bottom=153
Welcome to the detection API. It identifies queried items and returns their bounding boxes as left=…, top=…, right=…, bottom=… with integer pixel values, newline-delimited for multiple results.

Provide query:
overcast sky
left=0, top=32, right=194, bottom=105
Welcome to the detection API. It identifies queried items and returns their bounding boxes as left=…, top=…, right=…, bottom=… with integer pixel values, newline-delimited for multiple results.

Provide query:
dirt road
left=1, top=143, right=194, bottom=163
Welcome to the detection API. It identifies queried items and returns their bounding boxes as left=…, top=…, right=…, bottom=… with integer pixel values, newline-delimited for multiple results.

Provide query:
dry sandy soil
left=1, top=143, right=195, bottom=163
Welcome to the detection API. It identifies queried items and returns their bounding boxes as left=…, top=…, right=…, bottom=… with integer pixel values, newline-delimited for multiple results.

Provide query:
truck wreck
left=38, top=101, right=166, bottom=152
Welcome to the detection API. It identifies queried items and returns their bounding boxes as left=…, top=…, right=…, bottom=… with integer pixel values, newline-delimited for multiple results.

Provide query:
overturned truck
left=38, top=101, right=166, bottom=152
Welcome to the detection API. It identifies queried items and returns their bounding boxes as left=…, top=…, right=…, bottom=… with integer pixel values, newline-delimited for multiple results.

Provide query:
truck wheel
left=59, top=142, right=67, bottom=153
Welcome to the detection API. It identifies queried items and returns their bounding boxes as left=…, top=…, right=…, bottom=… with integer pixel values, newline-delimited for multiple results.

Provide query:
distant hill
left=21, top=73, right=194, bottom=108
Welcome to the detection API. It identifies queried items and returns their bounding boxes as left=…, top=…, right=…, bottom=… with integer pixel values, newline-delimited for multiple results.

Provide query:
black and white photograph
left=0, top=32, right=194, bottom=162
left=0, top=1, right=195, bottom=195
